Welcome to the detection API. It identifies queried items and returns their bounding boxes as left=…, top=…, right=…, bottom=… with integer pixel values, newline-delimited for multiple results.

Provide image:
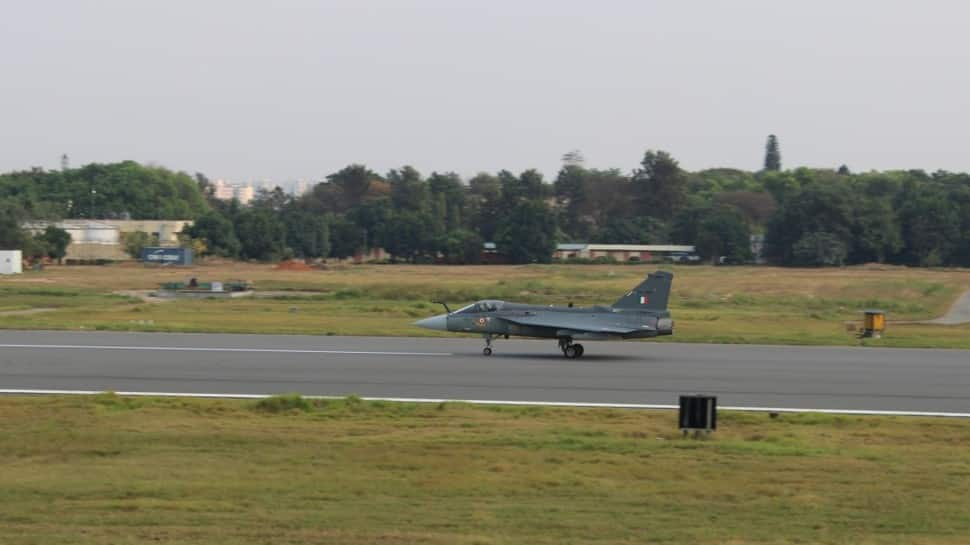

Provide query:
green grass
left=2, top=263, right=970, bottom=347
left=1, top=395, right=969, bottom=544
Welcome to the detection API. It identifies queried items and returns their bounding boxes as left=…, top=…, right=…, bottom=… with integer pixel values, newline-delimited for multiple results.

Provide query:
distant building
left=553, top=244, right=696, bottom=262
left=235, top=184, right=255, bottom=205
left=211, top=179, right=256, bottom=204
left=212, top=179, right=236, bottom=200
left=480, top=242, right=697, bottom=263
left=23, top=219, right=192, bottom=262
left=293, top=179, right=312, bottom=197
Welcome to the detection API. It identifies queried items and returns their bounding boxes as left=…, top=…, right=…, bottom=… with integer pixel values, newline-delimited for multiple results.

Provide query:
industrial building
left=22, top=220, right=192, bottom=262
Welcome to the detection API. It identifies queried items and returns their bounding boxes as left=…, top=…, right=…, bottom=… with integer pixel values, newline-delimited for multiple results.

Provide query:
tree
left=848, top=198, right=902, bottom=264
left=328, top=216, right=365, bottom=259
left=282, top=211, right=330, bottom=259
left=763, top=182, right=853, bottom=265
left=427, top=172, right=464, bottom=230
left=669, top=201, right=709, bottom=245
left=0, top=161, right=210, bottom=220
left=0, top=201, right=27, bottom=249
left=234, top=209, right=287, bottom=261
left=695, top=207, right=753, bottom=264
left=554, top=164, right=591, bottom=239
left=184, top=211, right=240, bottom=257
left=598, top=216, right=667, bottom=245
left=791, top=231, right=847, bottom=266
left=760, top=170, right=799, bottom=204
left=715, top=191, right=777, bottom=227
left=561, top=149, right=585, bottom=166
left=896, top=189, right=960, bottom=266
left=251, top=186, right=291, bottom=212
left=325, top=164, right=380, bottom=210
left=764, top=134, right=782, bottom=172
left=555, top=166, right=633, bottom=240
left=121, top=231, right=158, bottom=259
left=632, top=150, right=687, bottom=220
left=500, top=169, right=545, bottom=207
left=467, top=173, right=503, bottom=241
left=21, top=233, right=50, bottom=261
left=387, top=166, right=428, bottom=211
left=381, top=211, right=437, bottom=263
left=442, top=229, right=484, bottom=264
left=496, top=201, right=558, bottom=264
left=345, top=198, right=393, bottom=250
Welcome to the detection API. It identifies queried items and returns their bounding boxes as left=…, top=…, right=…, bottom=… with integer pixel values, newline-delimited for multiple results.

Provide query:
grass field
left=2, top=262, right=970, bottom=347
left=1, top=395, right=968, bottom=544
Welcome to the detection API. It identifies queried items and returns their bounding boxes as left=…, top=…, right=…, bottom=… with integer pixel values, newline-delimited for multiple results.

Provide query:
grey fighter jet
left=414, top=270, right=673, bottom=358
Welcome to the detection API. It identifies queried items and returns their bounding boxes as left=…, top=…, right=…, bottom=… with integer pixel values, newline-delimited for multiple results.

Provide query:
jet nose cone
left=414, top=314, right=449, bottom=331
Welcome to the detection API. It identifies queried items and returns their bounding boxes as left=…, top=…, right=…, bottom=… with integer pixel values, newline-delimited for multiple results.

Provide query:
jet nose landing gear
left=558, top=337, right=585, bottom=359
left=482, top=334, right=493, bottom=356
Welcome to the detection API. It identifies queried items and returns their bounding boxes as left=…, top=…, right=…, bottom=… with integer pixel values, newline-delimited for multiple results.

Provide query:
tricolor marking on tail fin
left=613, top=270, right=673, bottom=311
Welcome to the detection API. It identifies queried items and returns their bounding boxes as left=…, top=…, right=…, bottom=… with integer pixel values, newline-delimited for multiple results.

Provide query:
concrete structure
left=97, top=220, right=191, bottom=245
left=23, top=220, right=192, bottom=262
left=23, top=220, right=124, bottom=261
left=0, top=250, right=23, bottom=274
left=553, top=244, right=696, bottom=262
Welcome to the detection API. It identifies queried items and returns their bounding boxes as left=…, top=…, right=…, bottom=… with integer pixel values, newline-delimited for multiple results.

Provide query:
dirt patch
left=274, top=260, right=314, bottom=271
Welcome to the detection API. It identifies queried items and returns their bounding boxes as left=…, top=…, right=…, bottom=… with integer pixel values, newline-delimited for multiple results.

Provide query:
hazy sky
left=2, top=1, right=969, bottom=182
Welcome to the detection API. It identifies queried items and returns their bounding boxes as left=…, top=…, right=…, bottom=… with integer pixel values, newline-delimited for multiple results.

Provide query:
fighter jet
left=414, top=270, right=673, bottom=358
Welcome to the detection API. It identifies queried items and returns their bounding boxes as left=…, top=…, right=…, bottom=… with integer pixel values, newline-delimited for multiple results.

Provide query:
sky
left=2, top=1, right=969, bottom=183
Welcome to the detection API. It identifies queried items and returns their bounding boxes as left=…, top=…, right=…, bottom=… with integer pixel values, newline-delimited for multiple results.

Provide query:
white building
left=22, top=220, right=192, bottom=262
left=293, top=179, right=312, bottom=197
left=0, top=250, right=23, bottom=274
left=553, top=244, right=696, bottom=262
left=211, top=179, right=256, bottom=204
left=212, top=179, right=236, bottom=200
left=234, top=184, right=255, bottom=205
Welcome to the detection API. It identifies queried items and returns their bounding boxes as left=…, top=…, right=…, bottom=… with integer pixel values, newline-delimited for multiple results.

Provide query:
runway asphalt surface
left=1, top=330, right=968, bottom=414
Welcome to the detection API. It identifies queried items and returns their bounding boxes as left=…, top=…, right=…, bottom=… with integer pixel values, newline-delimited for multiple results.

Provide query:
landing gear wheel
left=564, top=345, right=579, bottom=359
left=574, top=344, right=584, bottom=357
left=482, top=334, right=493, bottom=356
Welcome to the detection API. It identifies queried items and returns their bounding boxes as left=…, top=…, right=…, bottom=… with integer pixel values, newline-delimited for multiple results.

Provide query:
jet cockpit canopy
left=454, top=300, right=505, bottom=314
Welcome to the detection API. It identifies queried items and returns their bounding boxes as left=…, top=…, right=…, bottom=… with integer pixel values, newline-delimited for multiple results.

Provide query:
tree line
left=2, top=142, right=970, bottom=267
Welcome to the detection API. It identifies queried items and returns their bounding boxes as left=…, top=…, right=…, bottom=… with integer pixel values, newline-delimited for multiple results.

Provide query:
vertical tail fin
left=612, top=270, right=673, bottom=311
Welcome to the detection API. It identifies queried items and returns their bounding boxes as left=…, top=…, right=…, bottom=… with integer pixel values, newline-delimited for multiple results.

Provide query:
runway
left=1, top=331, right=969, bottom=414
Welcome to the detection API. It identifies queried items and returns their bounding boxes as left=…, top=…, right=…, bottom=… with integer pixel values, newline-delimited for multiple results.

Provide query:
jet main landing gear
left=558, top=337, right=584, bottom=359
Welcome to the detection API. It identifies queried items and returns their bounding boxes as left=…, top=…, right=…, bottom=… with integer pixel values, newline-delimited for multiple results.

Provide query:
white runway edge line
left=2, top=389, right=968, bottom=418
left=0, top=344, right=452, bottom=357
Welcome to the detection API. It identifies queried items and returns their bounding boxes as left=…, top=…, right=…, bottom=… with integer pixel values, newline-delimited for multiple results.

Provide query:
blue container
left=141, top=247, right=193, bottom=266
